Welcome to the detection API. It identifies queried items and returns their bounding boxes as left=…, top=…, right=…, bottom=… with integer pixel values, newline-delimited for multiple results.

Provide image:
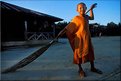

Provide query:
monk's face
left=77, top=4, right=87, bottom=15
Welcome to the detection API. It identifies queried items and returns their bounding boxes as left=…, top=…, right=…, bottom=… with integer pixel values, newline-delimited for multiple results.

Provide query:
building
left=1, top=1, right=63, bottom=47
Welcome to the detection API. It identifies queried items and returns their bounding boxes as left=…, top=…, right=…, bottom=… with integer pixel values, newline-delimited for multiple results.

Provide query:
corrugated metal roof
left=1, top=1, right=63, bottom=22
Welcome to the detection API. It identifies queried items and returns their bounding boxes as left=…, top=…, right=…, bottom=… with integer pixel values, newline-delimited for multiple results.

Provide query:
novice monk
left=56, top=2, right=102, bottom=78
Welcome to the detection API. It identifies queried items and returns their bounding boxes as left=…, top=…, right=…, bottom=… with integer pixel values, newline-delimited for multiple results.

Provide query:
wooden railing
left=25, top=32, right=54, bottom=40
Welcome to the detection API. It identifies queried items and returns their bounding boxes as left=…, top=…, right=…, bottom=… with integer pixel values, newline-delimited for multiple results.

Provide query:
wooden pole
left=24, top=20, right=28, bottom=40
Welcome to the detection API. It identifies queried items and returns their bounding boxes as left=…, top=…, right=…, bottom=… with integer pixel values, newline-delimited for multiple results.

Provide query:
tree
left=55, top=21, right=68, bottom=37
left=106, top=22, right=120, bottom=36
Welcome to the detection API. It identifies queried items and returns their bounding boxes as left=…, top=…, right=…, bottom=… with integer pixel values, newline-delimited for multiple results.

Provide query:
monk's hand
left=90, top=3, right=97, bottom=10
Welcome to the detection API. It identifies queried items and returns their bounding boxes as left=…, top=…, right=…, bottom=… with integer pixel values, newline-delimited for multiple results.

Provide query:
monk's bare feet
left=91, top=68, right=103, bottom=74
left=78, top=70, right=86, bottom=78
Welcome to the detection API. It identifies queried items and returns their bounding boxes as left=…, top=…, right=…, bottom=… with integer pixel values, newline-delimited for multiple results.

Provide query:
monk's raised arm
left=88, top=3, right=97, bottom=20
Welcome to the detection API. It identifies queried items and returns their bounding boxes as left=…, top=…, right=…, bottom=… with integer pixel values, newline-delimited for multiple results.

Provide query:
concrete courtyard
left=1, top=36, right=120, bottom=80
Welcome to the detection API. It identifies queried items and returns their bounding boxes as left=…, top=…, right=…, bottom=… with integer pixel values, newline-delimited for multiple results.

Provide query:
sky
left=2, top=0, right=120, bottom=25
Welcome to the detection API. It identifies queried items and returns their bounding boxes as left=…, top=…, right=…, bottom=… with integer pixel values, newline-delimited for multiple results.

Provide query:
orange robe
left=66, top=15, right=95, bottom=64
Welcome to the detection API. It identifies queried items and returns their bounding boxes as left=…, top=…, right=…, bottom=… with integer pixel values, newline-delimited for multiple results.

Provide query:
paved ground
left=1, top=36, right=120, bottom=80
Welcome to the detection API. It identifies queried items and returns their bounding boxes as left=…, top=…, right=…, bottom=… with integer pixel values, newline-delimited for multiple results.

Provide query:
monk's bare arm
left=88, top=3, right=97, bottom=20
left=89, top=9, right=94, bottom=20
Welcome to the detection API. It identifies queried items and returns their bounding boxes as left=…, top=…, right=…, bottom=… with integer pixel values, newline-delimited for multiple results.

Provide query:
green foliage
left=105, top=22, right=121, bottom=36
left=55, top=21, right=69, bottom=37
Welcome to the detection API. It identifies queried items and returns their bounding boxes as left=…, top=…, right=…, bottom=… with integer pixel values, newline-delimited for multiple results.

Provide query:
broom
left=1, top=3, right=97, bottom=74
left=1, top=39, right=55, bottom=73
left=85, top=3, right=97, bottom=14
